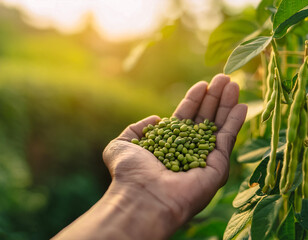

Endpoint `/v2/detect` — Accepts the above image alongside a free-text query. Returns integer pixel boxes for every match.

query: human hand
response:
[103,74,247,237]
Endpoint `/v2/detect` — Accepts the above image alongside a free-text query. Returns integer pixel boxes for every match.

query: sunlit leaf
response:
[205,19,258,65]
[277,207,295,240]
[233,185,260,208]
[238,138,270,163]
[223,208,254,240]
[274,9,308,38]
[273,0,308,30]
[249,157,269,188]
[251,195,283,240]
[224,36,272,74]
[245,100,264,122]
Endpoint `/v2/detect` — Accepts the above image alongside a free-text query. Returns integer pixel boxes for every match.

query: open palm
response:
[103,74,247,226]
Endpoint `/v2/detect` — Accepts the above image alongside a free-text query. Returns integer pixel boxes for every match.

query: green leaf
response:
[273,0,308,30]
[249,157,269,188]
[274,9,308,38]
[205,19,258,65]
[224,36,272,74]
[257,0,275,23]
[295,222,305,239]
[251,195,283,240]
[277,207,295,240]
[296,199,308,230]
[238,138,270,163]
[233,185,260,208]
[186,218,227,238]
[223,209,254,240]
[282,73,298,93]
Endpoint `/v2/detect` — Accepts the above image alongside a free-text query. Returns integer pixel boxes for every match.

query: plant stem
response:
[272,39,291,104]
[279,51,304,56]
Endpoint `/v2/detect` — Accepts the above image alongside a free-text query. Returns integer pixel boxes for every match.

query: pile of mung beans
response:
[131,117,217,172]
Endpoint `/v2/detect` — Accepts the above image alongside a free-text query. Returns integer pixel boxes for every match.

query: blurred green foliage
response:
[0,2,262,240]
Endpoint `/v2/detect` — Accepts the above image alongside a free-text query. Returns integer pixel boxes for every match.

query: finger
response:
[195,74,230,123]
[172,81,208,120]
[216,104,248,159]
[185,104,248,196]
[214,82,239,129]
[117,115,161,141]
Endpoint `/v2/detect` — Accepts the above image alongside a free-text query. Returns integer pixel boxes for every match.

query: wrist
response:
[98,180,179,240]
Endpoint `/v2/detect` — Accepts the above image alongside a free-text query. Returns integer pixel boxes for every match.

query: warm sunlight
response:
[1,0,259,41]
[0,0,168,41]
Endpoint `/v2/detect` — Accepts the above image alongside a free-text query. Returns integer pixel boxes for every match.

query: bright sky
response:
[0,0,260,42]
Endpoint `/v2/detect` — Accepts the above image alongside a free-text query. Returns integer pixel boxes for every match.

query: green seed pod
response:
[186,154,193,162]
[182,147,188,154]
[265,51,275,103]
[189,161,199,168]
[285,140,300,193]
[148,139,155,146]
[200,162,206,168]
[261,92,276,123]
[131,138,139,144]
[158,121,166,128]
[180,125,188,132]
[154,151,164,157]
[299,109,307,140]
[294,186,302,213]
[169,148,176,153]
[183,164,189,171]
[165,162,171,169]
[188,149,194,155]
[199,144,209,150]
[189,143,196,149]
[287,58,308,143]
[280,143,292,193]
[177,144,183,152]
[173,128,180,135]
[185,119,193,125]
[179,132,188,137]
[178,154,184,161]
[157,129,164,135]
[205,130,212,135]
[140,116,216,172]
[171,124,180,130]
[211,126,218,132]
[264,69,281,191]
[192,156,198,162]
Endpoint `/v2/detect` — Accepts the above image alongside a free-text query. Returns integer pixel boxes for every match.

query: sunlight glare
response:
[0,0,167,41]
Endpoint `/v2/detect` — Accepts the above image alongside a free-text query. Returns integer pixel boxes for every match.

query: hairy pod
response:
[264,51,275,103]
[261,91,276,123]
[264,70,281,191]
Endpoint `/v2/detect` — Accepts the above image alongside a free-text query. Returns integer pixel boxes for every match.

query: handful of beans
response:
[131,117,217,172]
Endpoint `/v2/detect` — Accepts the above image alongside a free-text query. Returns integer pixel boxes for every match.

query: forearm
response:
[52,181,177,240]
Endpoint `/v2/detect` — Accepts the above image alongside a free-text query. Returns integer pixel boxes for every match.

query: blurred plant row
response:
[0,2,264,240]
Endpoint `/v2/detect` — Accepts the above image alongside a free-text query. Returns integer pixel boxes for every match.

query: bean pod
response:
[263,68,281,192]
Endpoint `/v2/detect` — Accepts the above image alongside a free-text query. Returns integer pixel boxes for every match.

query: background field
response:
[0,1,262,239]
